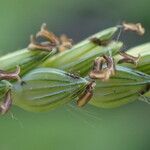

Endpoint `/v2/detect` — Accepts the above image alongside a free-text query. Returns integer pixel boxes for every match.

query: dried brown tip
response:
[103,55,116,76]
[0,90,12,115]
[118,51,140,66]
[89,55,115,81]
[28,23,73,52]
[36,23,59,45]
[28,35,53,52]
[58,34,73,52]
[91,37,110,46]
[0,66,21,81]
[122,22,145,35]
[77,81,96,107]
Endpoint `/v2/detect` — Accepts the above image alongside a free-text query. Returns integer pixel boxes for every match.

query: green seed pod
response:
[0,49,57,76]
[113,43,150,106]
[41,27,122,76]
[43,42,122,76]
[114,42,150,74]
[12,68,89,112]
[90,66,150,108]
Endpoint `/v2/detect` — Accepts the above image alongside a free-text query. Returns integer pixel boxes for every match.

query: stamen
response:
[103,55,116,75]
[122,22,145,35]
[59,34,73,52]
[0,66,21,81]
[89,55,115,81]
[118,51,140,66]
[36,23,60,45]
[28,35,53,52]
[77,81,96,107]
[29,24,73,52]
[0,90,12,115]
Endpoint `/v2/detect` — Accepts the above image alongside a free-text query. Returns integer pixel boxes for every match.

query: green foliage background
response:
[0,0,150,149]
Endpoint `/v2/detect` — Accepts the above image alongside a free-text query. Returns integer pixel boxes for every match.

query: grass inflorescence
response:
[0,22,149,114]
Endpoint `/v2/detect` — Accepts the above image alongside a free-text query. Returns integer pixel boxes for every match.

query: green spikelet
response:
[90,66,150,108]
[41,27,122,76]
[12,68,89,112]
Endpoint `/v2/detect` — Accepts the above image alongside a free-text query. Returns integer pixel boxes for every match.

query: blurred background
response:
[0,0,150,149]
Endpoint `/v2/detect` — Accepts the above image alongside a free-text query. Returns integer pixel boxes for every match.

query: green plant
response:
[0,22,149,114]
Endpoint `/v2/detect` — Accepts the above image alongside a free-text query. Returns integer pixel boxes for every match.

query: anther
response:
[58,34,73,52]
[29,24,73,52]
[122,22,145,35]
[77,81,96,107]
[118,51,140,66]
[0,66,21,81]
[0,90,12,115]
[28,35,53,52]
[89,55,115,81]
[36,23,60,45]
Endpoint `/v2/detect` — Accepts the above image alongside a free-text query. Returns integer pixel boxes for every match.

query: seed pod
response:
[12,68,89,112]
[89,65,150,108]
[42,39,122,76]
[91,43,150,108]
[41,27,122,76]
